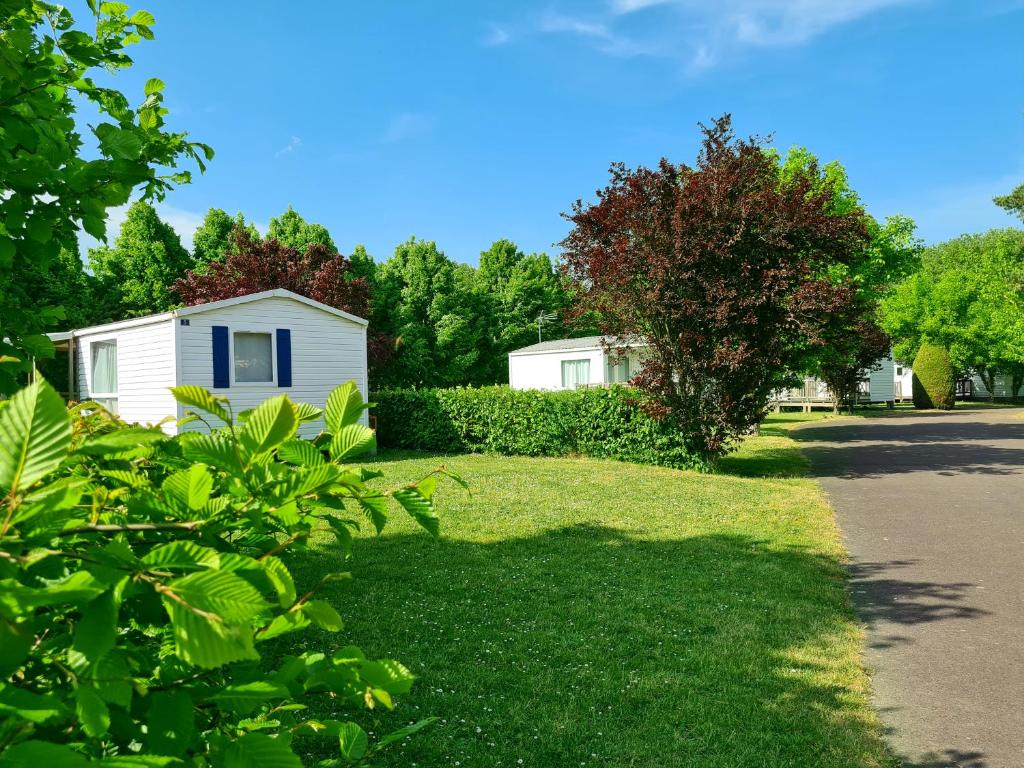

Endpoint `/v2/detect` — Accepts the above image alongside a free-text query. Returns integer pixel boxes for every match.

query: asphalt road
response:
[794,408,1024,768]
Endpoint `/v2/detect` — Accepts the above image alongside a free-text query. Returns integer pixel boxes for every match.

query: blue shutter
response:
[276,328,292,387]
[212,325,230,388]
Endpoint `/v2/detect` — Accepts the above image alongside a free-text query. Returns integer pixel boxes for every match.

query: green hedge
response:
[371,385,706,470]
[912,343,956,410]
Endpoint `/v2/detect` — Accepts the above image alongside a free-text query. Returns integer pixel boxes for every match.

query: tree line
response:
[33,203,588,388]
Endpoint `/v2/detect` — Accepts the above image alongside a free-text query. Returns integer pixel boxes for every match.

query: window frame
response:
[230,328,277,387]
[88,337,119,414]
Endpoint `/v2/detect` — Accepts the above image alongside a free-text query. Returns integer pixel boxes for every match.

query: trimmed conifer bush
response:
[912,343,956,409]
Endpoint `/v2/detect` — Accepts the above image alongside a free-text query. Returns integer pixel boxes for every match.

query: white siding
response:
[894,362,914,401]
[177,296,367,436]
[75,319,178,433]
[972,373,1015,399]
[867,354,895,403]
[509,348,605,390]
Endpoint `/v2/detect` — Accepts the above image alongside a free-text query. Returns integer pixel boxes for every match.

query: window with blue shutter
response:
[212,325,230,388]
[276,328,292,387]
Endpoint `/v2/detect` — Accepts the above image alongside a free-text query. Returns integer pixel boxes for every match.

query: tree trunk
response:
[980,368,997,402]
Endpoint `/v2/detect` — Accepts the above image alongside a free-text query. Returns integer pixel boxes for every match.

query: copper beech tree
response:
[561,116,870,459]
[173,228,370,318]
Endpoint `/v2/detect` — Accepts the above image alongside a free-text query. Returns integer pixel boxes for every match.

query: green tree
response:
[881,229,1024,398]
[372,238,486,387]
[476,239,570,382]
[778,148,921,409]
[191,207,258,272]
[267,205,336,252]
[88,201,193,319]
[349,243,376,283]
[994,182,1024,222]
[0,0,211,393]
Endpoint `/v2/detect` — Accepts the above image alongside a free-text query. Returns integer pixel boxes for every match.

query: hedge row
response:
[370,385,706,470]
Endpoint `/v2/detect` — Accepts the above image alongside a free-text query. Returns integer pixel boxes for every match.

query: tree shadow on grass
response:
[284,526,896,768]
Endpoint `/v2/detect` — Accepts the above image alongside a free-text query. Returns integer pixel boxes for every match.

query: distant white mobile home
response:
[508,335,898,407]
[47,289,368,435]
[508,336,647,391]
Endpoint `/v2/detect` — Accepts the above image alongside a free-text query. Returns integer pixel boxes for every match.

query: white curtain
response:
[561,359,590,389]
[606,356,630,383]
[90,341,118,394]
[234,332,273,382]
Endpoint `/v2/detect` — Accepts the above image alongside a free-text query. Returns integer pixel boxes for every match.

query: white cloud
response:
[274,135,302,158]
[725,0,917,46]
[381,113,436,143]
[529,0,920,70]
[483,23,511,46]
[537,10,659,57]
[609,0,671,14]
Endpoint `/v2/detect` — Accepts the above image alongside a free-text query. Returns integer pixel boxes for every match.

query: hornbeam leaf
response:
[162,570,265,624]
[162,463,213,511]
[223,733,302,768]
[329,424,375,463]
[293,402,322,424]
[0,684,68,725]
[392,487,439,538]
[77,426,165,455]
[0,380,71,496]
[324,382,367,433]
[356,493,388,534]
[336,722,368,761]
[276,440,324,467]
[181,433,241,473]
[360,659,415,695]
[170,385,231,425]
[210,681,291,715]
[301,600,344,632]
[0,740,88,768]
[239,396,297,459]
[163,602,258,669]
[75,684,110,737]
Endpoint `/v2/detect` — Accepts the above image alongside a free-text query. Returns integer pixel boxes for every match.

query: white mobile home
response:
[509,335,898,407]
[508,336,646,390]
[48,289,368,434]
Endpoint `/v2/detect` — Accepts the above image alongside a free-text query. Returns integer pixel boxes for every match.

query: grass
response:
[281,425,895,768]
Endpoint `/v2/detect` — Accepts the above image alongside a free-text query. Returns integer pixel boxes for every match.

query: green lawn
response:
[285,424,895,767]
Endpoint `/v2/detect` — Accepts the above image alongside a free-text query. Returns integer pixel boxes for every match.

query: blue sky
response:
[87,0,1023,264]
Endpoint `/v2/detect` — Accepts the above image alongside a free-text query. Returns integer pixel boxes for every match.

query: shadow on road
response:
[846,560,988,647]
[904,748,989,767]
[796,439,1024,478]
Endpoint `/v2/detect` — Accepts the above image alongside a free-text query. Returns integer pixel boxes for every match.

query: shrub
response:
[912,343,956,409]
[0,380,460,766]
[372,386,707,470]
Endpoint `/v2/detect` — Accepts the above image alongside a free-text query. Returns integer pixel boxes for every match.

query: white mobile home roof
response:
[508,335,645,356]
[47,289,368,340]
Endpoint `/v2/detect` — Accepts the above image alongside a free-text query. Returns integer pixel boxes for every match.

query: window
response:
[896,366,904,377]
[90,340,118,414]
[234,332,273,383]
[561,359,590,389]
[606,355,630,384]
